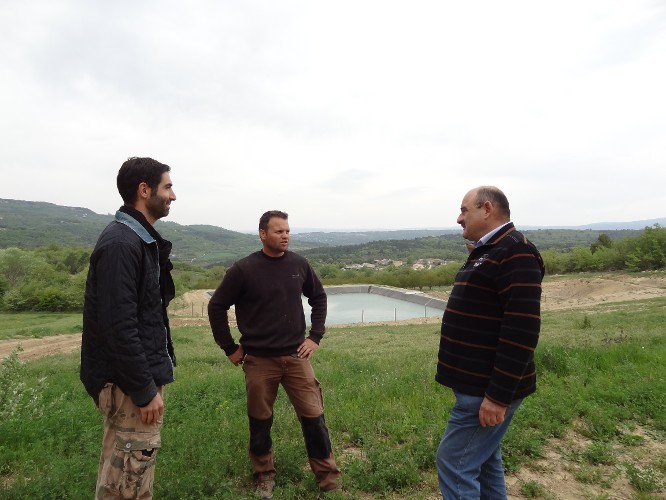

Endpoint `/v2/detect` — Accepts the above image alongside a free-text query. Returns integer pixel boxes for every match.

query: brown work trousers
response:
[243,354,341,491]
[95,383,163,499]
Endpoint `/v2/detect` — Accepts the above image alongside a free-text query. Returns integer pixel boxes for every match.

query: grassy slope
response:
[1,299,665,498]
[0,313,82,341]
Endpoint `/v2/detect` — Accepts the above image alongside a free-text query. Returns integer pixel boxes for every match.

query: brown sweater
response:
[208,250,327,357]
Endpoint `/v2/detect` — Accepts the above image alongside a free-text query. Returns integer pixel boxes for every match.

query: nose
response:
[456,214,464,225]
[171,189,177,201]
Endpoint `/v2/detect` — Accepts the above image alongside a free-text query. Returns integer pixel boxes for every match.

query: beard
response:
[146,193,170,221]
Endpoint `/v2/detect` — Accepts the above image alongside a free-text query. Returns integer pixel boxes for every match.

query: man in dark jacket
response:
[81,157,177,499]
[208,210,341,499]
[435,186,544,499]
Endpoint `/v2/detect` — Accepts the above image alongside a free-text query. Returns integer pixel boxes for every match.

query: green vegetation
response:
[2,196,665,312]
[2,198,662,270]
[2,226,665,312]
[0,247,88,312]
[169,262,227,292]
[519,480,548,498]
[0,199,297,265]
[319,261,461,290]
[541,225,666,274]
[312,226,666,289]
[302,228,642,266]
[1,298,664,498]
[0,246,225,313]
[0,312,81,341]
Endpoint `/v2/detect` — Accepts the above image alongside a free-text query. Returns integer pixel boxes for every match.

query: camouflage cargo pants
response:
[96,383,163,499]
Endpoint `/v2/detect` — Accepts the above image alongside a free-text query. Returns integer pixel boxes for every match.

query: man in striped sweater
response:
[435,186,545,499]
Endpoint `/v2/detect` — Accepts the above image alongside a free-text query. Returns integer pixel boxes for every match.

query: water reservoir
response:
[303,285,446,326]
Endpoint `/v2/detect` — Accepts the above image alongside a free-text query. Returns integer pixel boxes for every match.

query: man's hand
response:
[297,338,319,360]
[478,396,507,427]
[228,345,245,366]
[139,388,164,425]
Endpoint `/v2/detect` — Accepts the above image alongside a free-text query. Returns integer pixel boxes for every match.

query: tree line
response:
[0,225,663,312]
[0,246,226,313]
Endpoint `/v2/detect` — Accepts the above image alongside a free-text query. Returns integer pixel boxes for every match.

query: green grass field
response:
[0,312,82,341]
[1,297,665,498]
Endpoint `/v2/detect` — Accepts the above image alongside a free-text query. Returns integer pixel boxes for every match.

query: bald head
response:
[457,186,511,242]
[472,186,510,219]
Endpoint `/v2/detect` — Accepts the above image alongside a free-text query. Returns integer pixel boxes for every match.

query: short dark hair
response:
[259,210,288,232]
[117,157,171,205]
[475,186,510,219]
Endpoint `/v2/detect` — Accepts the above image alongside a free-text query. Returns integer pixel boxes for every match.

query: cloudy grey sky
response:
[1,0,664,232]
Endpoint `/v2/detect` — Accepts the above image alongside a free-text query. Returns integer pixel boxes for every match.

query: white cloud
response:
[1,0,664,231]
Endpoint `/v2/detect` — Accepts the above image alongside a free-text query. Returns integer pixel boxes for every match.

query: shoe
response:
[255,474,275,499]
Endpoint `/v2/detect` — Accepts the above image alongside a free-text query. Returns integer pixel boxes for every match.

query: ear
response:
[482,200,493,217]
[259,229,266,241]
[137,182,151,200]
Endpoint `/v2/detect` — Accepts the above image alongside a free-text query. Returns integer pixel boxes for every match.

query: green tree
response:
[590,246,623,271]
[624,225,666,271]
[570,247,595,272]
[316,264,340,280]
[0,248,50,286]
[590,233,612,254]
[0,247,86,312]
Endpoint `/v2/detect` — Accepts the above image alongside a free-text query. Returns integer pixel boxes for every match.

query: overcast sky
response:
[1,1,664,232]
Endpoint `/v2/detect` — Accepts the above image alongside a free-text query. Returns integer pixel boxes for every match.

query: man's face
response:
[456,189,487,242]
[146,172,176,221]
[260,217,290,257]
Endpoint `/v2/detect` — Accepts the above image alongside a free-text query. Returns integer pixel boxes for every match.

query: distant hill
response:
[0,199,272,265]
[522,218,666,231]
[1,199,659,266]
[291,229,459,247]
[300,228,643,265]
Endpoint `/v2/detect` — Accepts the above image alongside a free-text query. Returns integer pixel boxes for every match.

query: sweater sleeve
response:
[208,265,242,356]
[485,243,544,405]
[302,263,327,343]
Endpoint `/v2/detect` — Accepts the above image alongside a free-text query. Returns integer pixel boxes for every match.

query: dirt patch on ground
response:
[0,333,83,361]
[540,273,666,311]
[505,421,666,499]
[425,272,666,312]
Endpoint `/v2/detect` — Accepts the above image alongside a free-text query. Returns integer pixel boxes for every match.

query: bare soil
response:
[1,273,665,499]
[0,334,84,362]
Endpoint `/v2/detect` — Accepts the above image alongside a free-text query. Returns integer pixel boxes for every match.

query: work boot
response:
[255,473,275,500]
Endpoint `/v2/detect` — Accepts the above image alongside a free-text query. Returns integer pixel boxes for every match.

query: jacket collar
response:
[115,210,156,245]
[476,222,515,248]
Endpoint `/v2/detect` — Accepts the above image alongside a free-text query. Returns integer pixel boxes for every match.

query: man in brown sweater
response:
[208,210,341,499]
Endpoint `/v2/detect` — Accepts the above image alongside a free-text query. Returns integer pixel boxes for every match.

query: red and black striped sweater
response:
[436,223,545,406]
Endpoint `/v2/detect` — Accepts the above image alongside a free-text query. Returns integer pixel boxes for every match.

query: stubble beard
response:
[147,194,170,221]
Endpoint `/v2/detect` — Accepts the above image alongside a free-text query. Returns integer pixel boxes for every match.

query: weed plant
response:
[0,298,665,498]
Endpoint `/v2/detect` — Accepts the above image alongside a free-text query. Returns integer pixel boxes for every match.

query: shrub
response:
[0,347,48,421]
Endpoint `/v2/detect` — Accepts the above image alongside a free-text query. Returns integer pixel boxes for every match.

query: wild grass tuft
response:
[624,462,664,493]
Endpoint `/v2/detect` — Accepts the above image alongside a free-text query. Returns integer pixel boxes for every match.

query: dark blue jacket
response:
[81,211,174,407]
